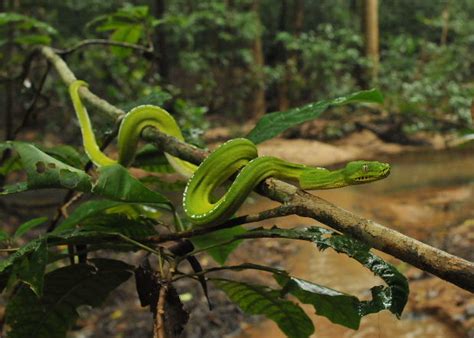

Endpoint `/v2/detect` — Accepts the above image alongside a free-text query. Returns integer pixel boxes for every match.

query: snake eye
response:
[362,164,369,173]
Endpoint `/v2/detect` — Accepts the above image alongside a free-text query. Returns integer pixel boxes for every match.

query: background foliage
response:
[0,0,472,337]
[1,0,473,144]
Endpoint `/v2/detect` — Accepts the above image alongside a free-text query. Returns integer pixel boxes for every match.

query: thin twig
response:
[155,283,168,338]
[149,205,295,245]
[154,260,176,338]
[173,263,282,282]
[54,39,154,56]
[13,61,51,138]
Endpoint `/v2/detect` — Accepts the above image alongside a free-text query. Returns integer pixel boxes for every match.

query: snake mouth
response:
[354,169,390,182]
[354,175,377,182]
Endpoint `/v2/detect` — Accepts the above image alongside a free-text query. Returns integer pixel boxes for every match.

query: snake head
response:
[343,160,391,184]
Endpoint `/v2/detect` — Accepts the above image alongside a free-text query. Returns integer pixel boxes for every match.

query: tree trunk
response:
[277,0,304,112]
[3,0,15,141]
[152,0,169,81]
[362,0,379,82]
[250,0,266,118]
[275,0,289,111]
[440,1,451,45]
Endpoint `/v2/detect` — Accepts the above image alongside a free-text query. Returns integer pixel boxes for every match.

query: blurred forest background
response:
[1,0,473,147]
[1,1,474,338]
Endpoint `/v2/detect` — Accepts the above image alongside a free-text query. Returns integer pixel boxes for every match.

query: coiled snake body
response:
[69,80,390,227]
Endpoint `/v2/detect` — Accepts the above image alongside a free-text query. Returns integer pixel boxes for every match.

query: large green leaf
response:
[238,226,409,318]
[53,199,149,233]
[14,33,51,45]
[214,279,314,338]
[274,274,361,329]
[0,12,57,35]
[191,226,247,265]
[246,89,384,144]
[110,24,143,57]
[47,229,145,252]
[5,258,133,338]
[81,213,159,239]
[1,142,92,195]
[93,164,172,209]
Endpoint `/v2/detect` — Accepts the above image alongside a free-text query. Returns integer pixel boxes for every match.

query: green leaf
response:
[42,145,87,169]
[132,144,175,173]
[93,164,172,209]
[53,199,138,233]
[0,238,47,296]
[3,142,92,194]
[11,239,48,296]
[0,153,22,176]
[0,238,44,274]
[14,33,51,45]
[191,226,247,265]
[0,182,28,195]
[81,213,159,238]
[110,24,143,57]
[246,89,384,144]
[14,217,48,238]
[239,226,409,318]
[139,175,186,192]
[275,274,361,329]
[47,229,133,249]
[5,258,132,338]
[214,279,314,338]
[0,12,57,35]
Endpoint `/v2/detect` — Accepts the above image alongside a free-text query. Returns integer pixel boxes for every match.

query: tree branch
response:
[38,45,474,293]
[53,39,154,57]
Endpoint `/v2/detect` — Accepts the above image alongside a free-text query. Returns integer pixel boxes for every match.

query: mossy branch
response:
[38,45,474,293]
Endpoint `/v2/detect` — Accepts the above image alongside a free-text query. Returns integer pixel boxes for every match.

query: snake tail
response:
[69,80,196,177]
[69,80,116,167]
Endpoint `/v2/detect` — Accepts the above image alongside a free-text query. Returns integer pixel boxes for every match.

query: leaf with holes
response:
[5,258,133,338]
[246,89,384,144]
[1,142,92,195]
[214,279,314,338]
[275,274,361,329]
[238,226,409,318]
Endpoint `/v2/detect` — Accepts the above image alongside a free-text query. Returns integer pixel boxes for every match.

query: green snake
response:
[69,80,390,227]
